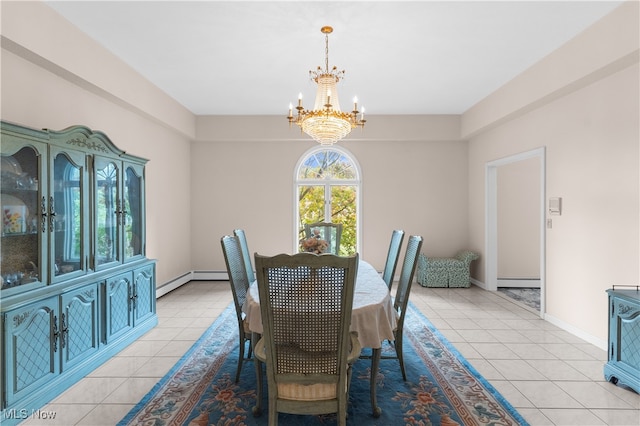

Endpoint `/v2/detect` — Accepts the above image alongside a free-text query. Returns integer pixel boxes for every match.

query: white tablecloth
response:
[243,260,397,349]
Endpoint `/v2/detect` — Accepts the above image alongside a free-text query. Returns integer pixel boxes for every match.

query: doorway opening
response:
[485,147,545,317]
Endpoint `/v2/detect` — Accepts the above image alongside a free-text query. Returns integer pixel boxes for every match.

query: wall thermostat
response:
[549,197,562,215]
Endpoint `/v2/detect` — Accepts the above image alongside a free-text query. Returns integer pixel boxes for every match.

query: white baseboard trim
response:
[192,270,229,281]
[470,277,488,290]
[156,270,229,298]
[498,278,541,288]
[156,272,193,298]
[544,312,607,351]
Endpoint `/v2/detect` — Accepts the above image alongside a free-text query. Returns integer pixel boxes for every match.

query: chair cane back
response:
[252,252,361,425]
[390,235,423,380]
[234,229,255,284]
[381,229,405,291]
[220,235,253,382]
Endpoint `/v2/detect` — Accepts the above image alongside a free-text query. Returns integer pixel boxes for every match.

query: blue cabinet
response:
[103,265,156,344]
[604,288,640,393]
[3,283,101,407]
[3,297,59,407]
[134,264,156,325]
[1,122,157,423]
[61,283,100,371]
[104,272,135,343]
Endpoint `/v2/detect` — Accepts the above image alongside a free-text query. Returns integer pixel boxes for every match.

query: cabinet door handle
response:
[52,315,59,353]
[49,196,56,232]
[115,200,127,226]
[129,289,138,308]
[41,196,47,232]
[61,313,68,349]
[133,286,138,310]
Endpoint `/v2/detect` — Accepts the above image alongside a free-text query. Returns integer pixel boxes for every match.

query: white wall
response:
[191,115,469,274]
[1,1,195,288]
[497,157,541,280]
[465,2,639,345]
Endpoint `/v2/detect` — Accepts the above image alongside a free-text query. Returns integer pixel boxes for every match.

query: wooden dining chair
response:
[389,235,423,381]
[381,229,405,291]
[220,235,253,382]
[252,252,361,425]
[234,228,255,283]
[304,222,343,255]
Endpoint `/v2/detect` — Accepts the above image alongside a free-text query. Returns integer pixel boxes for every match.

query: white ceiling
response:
[45,1,623,116]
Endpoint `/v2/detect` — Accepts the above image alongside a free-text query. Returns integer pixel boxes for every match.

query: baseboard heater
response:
[155,270,237,298]
[497,278,541,288]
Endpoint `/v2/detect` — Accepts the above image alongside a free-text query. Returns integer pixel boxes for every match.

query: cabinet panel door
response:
[612,295,640,373]
[103,272,133,343]
[50,147,89,283]
[123,163,145,262]
[94,158,121,270]
[61,283,99,371]
[3,297,59,406]
[1,142,48,295]
[133,264,155,325]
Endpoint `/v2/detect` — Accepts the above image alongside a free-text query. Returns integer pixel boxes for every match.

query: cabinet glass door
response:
[95,159,120,269]
[124,165,144,260]
[51,150,86,281]
[1,147,42,292]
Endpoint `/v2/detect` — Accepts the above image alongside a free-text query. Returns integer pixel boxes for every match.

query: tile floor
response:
[22,281,640,426]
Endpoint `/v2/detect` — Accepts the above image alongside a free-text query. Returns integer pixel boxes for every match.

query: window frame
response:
[293,145,362,255]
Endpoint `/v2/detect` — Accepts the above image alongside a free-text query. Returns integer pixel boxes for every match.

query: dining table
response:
[243,259,397,417]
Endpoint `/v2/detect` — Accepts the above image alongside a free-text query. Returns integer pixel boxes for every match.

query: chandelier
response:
[287,26,366,145]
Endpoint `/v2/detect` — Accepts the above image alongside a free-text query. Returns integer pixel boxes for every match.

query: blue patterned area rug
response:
[119,303,529,425]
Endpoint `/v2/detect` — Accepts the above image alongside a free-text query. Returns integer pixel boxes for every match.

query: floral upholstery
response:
[417,250,479,288]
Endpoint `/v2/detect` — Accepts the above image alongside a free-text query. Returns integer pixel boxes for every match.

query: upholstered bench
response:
[417,250,479,288]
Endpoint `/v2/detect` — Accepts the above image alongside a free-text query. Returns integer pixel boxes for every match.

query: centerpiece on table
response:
[300,230,329,254]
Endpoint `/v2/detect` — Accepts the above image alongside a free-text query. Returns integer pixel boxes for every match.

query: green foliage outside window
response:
[297,149,358,256]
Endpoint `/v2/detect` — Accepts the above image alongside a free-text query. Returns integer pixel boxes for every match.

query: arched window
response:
[294,146,361,255]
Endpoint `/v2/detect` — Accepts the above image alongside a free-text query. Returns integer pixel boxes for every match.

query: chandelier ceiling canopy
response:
[287,26,366,145]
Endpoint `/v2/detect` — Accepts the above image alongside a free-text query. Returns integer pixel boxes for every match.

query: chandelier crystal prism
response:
[287,26,366,145]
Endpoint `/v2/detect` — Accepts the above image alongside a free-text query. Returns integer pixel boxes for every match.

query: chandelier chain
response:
[324,32,329,73]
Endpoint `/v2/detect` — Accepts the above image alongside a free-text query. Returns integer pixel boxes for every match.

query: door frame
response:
[485,147,546,316]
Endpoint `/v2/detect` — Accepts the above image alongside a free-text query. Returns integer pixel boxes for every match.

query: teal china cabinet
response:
[604,287,640,393]
[0,121,157,422]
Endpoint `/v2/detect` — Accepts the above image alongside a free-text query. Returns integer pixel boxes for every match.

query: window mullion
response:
[325,183,332,222]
